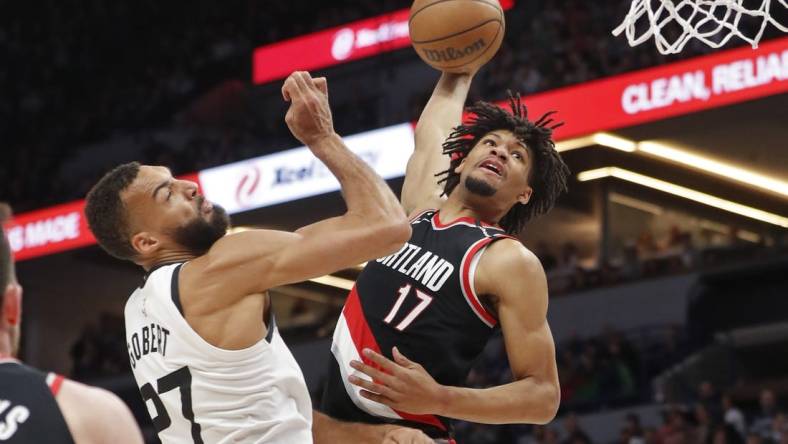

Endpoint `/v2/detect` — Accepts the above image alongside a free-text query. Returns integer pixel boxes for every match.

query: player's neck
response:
[141,250,197,272]
[440,192,502,226]
[0,333,14,359]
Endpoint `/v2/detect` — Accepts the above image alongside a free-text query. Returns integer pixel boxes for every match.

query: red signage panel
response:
[3,201,94,262]
[509,37,788,140]
[253,0,515,85]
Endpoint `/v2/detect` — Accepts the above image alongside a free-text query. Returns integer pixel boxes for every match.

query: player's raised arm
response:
[401,72,474,216]
[187,72,411,297]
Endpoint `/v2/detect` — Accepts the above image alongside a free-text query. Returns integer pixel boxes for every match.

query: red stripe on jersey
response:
[48,373,65,396]
[343,286,447,431]
[460,237,513,328]
[433,211,500,229]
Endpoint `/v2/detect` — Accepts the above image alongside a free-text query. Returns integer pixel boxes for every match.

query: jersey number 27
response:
[139,366,203,444]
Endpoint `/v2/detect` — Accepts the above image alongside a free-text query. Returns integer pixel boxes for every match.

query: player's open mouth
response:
[479,159,504,177]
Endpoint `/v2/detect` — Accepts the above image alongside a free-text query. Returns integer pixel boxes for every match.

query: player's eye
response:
[512,151,523,160]
[483,139,496,146]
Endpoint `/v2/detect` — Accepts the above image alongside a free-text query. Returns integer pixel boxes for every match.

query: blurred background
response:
[1,1,787,443]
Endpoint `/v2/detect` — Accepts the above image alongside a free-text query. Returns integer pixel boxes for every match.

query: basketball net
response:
[613,0,788,54]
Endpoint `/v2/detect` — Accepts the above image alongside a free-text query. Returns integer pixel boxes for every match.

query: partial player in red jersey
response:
[320,70,570,441]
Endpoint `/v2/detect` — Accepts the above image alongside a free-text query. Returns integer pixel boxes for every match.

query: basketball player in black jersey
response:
[0,204,144,444]
[320,71,570,440]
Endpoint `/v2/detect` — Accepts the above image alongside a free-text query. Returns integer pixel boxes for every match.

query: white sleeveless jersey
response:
[124,263,313,444]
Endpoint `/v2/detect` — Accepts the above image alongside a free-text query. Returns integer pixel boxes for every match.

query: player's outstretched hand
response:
[281,71,335,147]
[382,427,435,444]
[348,347,446,416]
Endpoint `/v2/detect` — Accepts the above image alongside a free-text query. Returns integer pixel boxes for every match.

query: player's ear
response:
[131,232,160,257]
[3,283,22,327]
[454,158,468,174]
[517,186,533,206]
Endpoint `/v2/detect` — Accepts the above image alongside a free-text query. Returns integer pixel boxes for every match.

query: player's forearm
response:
[438,377,560,425]
[312,411,396,444]
[414,72,474,146]
[310,133,407,223]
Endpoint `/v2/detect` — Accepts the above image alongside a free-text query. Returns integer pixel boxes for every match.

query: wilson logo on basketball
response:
[421,38,486,63]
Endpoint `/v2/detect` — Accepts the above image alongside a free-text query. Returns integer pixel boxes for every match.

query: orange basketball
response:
[409,0,505,73]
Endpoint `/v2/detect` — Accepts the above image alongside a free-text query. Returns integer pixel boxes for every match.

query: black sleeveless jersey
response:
[0,360,74,444]
[321,210,515,438]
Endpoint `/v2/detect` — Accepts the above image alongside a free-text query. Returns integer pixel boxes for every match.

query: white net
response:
[613,0,788,54]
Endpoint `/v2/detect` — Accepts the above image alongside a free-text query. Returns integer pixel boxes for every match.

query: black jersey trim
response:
[141,261,184,288]
[171,263,185,315]
[264,303,275,344]
[408,208,436,223]
[431,210,504,233]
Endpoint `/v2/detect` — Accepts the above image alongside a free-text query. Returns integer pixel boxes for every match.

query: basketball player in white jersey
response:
[84,72,432,443]
[0,203,144,444]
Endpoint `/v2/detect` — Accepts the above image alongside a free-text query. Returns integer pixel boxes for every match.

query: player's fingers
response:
[313,77,328,96]
[358,388,397,407]
[392,346,417,368]
[349,359,396,385]
[281,75,295,101]
[348,374,398,399]
[362,348,400,373]
[292,71,324,107]
[289,71,312,100]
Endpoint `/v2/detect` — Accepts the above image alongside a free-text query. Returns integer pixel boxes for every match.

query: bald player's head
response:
[0,203,22,357]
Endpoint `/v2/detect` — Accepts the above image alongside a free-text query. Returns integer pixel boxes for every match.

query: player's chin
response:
[464,174,499,197]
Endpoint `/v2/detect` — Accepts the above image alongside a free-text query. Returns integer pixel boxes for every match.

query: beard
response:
[464,175,497,197]
[171,203,230,255]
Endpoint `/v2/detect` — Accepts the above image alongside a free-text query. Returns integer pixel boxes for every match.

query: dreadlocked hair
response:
[436,92,570,235]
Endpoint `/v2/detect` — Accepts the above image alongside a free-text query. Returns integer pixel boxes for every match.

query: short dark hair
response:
[437,93,570,234]
[85,162,141,260]
[0,203,14,303]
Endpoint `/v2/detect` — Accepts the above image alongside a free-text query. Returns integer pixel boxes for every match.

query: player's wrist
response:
[306,131,341,150]
[433,383,454,417]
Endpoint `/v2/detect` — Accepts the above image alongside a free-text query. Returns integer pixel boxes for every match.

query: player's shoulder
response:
[58,379,142,442]
[58,379,129,413]
[477,238,546,295]
[485,237,543,274]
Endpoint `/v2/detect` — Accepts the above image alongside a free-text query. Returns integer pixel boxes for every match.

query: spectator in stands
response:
[642,427,660,444]
[751,389,779,437]
[722,393,747,438]
[621,412,645,443]
[770,412,788,443]
[695,403,714,443]
[561,412,593,444]
[658,406,694,443]
[711,425,745,444]
[746,432,763,444]
[698,381,724,423]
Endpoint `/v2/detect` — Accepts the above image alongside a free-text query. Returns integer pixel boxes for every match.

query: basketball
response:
[409,0,505,73]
